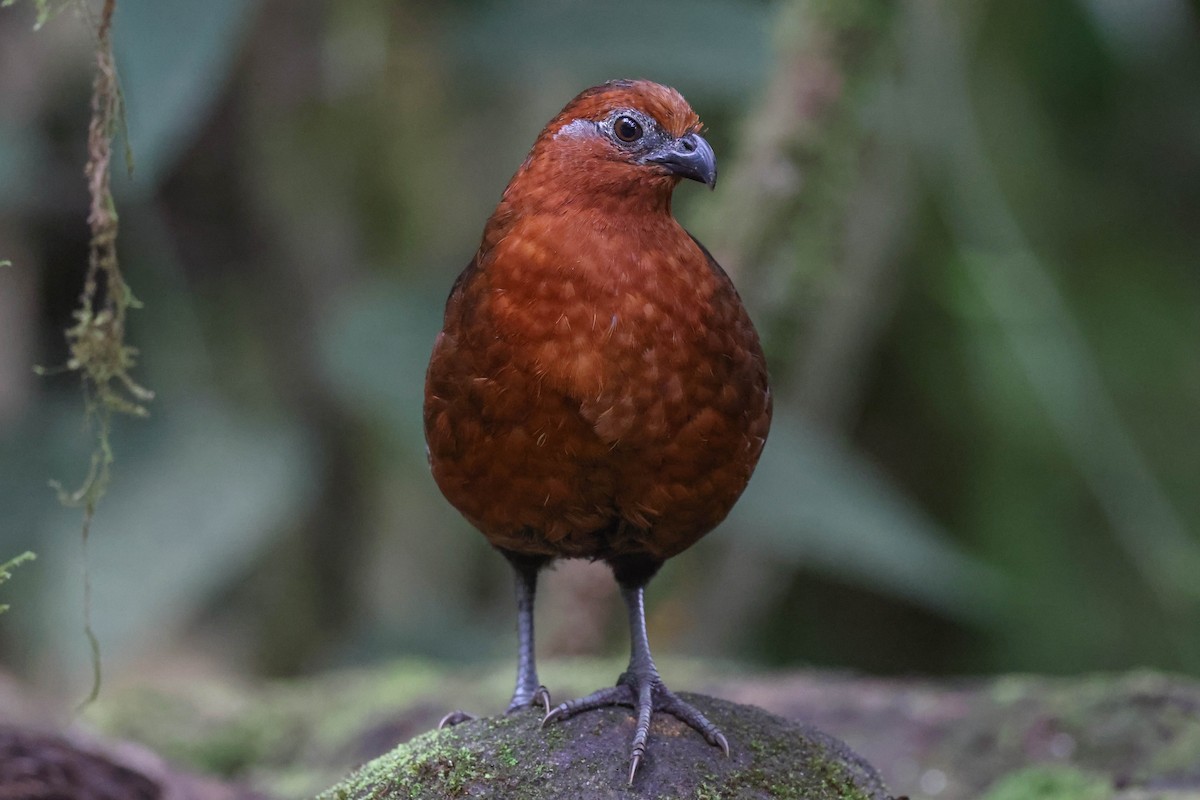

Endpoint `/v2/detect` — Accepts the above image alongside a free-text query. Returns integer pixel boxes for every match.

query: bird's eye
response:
[614,116,643,143]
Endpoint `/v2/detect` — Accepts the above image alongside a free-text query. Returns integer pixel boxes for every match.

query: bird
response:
[423,79,772,784]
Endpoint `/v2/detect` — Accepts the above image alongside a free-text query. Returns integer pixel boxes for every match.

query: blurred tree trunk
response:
[237,0,369,674]
[152,0,376,673]
[688,0,911,656]
[223,0,459,672]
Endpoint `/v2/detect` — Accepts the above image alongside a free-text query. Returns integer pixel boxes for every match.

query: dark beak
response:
[644,132,717,189]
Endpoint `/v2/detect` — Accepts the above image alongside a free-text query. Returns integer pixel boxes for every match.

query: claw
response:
[508,684,553,715]
[438,710,475,728]
[627,753,641,786]
[715,731,730,757]
[533,685,552,716]
[540,705,564,729]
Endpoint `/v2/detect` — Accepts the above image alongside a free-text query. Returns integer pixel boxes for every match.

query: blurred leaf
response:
[111,0,259,194]
[36,402,316,675]
[901,2,1200,616]
[726,413,1005,622]
[316,277,445,459]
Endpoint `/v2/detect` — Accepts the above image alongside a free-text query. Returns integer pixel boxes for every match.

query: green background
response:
[0,0,1198,694]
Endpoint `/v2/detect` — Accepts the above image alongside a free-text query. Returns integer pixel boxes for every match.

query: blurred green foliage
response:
[0,0,1197,694]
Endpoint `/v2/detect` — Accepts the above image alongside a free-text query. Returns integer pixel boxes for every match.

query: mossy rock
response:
[317,693,889,800]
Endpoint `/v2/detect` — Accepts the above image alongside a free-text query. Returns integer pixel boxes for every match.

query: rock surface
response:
[317,694,889,800]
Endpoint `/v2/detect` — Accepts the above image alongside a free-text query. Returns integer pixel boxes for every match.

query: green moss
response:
[320,723,525,800]
[980,766,1112,800]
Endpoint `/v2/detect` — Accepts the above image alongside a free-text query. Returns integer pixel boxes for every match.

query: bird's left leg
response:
[440,552,550,728]
[542,557,728,784]
[504,552,551,714]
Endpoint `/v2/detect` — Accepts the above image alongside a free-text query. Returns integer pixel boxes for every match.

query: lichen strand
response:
[317,694,889,800]
[0,552,36,614]
[10,0,149,533]
[51,0,153,517]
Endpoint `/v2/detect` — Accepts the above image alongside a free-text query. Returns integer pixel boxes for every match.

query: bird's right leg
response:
[505,552,551,714]
[440,552,550,728]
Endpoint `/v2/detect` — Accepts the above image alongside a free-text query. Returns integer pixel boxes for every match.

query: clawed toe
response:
[541,684,633,729]
[438,710,475,728]
[533,685,552,716]
[507,684,553,715]
[539,707,560,728]
[659,689,727,752]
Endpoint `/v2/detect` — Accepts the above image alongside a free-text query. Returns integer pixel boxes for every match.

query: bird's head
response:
[503,80,717,217]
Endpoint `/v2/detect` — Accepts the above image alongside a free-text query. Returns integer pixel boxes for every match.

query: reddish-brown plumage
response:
[424,80,771,780]
[425,80,771,563]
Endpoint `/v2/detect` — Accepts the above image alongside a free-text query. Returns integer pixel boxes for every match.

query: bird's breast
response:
[425,213,770,558]
[486,224,728,443]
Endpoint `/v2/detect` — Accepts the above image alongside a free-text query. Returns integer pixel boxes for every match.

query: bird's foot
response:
[440,684,549,729]
[506,684,552,716]
[541,675,728,785]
